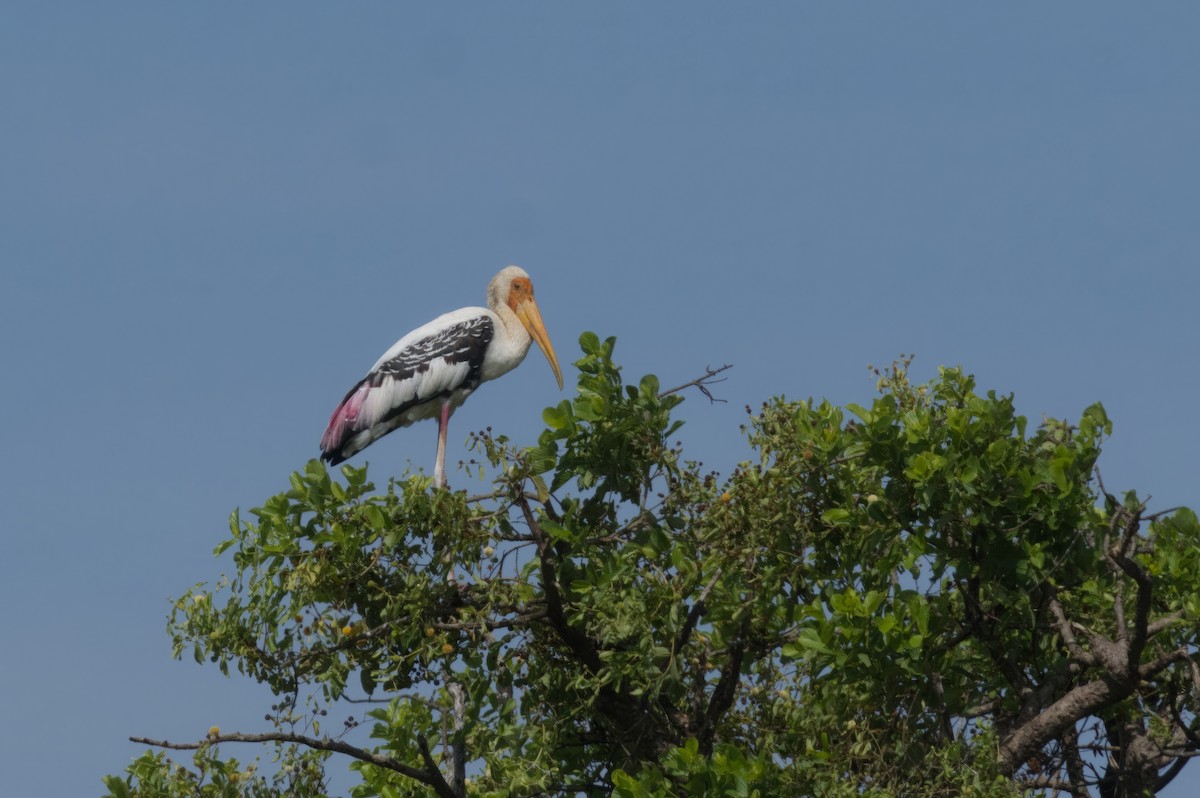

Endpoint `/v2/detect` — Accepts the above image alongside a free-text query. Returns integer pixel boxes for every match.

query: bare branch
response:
[1138,647,1192,680]
[1146,610,1186,638]
[131,731,457,798]
[463,489,508,504]
[342,695,394,704]
[658,364,733,403]
[1047,592,1097,666]
[1144,506,1184,521]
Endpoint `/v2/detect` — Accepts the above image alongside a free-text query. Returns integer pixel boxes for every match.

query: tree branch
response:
[697,618,749,756]
[447,681,467,797]
[658,364,733,402]
[517,494,602,672]
[1107,508,1154,675]
[961,698,1002,719]
[1146,610,1186,638]
[416,734,458,798]
[1047,592,1097,666]
[1138,647,1192,680]
[1063,726,1091,797]
[998,677,1133,775]
[672,568,723,658]
[131,731,457,798]
[1157,753,1192,792]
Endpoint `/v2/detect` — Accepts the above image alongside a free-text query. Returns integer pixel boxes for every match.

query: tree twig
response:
[658,364,733,403]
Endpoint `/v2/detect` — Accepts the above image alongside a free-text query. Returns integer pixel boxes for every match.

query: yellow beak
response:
[515,297,563,389]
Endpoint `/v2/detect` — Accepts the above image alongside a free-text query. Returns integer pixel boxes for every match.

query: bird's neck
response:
[494,303,532,351]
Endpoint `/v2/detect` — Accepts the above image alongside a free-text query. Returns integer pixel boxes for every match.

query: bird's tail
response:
[319,381,370,464]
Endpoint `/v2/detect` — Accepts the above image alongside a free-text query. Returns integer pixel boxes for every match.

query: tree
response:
[105,333,1200,797]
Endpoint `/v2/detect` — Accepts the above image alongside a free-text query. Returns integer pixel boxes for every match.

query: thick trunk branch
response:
[697,619,749,756]
[518,495,603,672]
[998,676,1132,774]
[672,568,723,658]
[448,681,467,797]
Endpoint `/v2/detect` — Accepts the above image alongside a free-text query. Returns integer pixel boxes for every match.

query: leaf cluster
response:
[107,337,1200,798]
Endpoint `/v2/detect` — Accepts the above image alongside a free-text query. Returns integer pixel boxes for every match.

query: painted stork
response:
[320,266,563,487]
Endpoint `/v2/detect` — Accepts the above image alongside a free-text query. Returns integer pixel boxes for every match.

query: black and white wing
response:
[320,309,495,464]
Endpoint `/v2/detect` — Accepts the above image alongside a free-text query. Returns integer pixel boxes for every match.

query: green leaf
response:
[845,402,873,423]
[821,508,852,525]
[1050,456,1072,491]
[543,404,572,430]
[541,520,575,542]
[786,627,833,657]
[905,450,947,482]
[101,775,132,798]
[578,330,601,354]
[361,504,386,531]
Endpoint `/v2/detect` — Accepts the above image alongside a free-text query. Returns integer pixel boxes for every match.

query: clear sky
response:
[2,3,1198,795]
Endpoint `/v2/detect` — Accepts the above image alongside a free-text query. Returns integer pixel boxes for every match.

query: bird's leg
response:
[433,400,452,489]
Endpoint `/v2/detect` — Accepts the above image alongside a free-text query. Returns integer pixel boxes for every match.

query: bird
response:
[320,266,563,487]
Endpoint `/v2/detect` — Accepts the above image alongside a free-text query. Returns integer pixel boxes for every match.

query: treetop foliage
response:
[106,332,1200,798]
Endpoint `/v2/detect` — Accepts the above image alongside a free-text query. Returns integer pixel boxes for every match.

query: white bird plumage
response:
[320,266,563,486]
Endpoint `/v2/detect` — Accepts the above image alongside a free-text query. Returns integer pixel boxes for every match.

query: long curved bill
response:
[515,297,563,389]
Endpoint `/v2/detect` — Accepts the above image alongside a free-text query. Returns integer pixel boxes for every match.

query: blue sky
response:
[2,3,1198,795]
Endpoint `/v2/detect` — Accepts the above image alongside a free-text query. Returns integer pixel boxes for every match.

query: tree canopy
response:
[106,333,1200,798]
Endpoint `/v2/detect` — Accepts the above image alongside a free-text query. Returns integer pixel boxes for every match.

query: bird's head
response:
[491,266,563,389]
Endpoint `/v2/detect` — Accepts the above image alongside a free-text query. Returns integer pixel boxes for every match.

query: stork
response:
[320,266,563,487]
